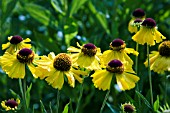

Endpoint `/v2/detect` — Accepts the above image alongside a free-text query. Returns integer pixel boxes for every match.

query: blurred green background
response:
[0,0,170,113]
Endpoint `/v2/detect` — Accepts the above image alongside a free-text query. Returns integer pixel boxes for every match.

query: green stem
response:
[147,44,153,106]
[19,79,27,112]
[100,90,110,113]
[56,90,60,113]
[135,43,141,108]
[75,83,84,113]
[164,74,167,103]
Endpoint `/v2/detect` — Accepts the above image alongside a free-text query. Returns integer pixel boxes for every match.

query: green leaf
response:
[1,0,18,25]
[26,83,32,108]
[106,102,118,113]
[64,17,78,46]
[51,0,64,14]
[9,89,20,99]
[88,1,110,35]
[69,0,87,16]
[40,100,47,113]
[24,3,58,27]
[153,95,159,112]
[34,31,60,53]
[62,102,70,113]
[135,91,152,110]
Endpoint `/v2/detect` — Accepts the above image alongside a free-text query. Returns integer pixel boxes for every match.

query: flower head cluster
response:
[101,38,138,67]
[128,8,145,33]
[1,98,20,111]
[91,59,139,91]
[2,35,31,54]
[0,48,38,78]
[132,18,166,46]
[67,42,101,70]
[121,102,136,113]
[144,41,170,74]
[0,34,140,91]
[35,52,87,90]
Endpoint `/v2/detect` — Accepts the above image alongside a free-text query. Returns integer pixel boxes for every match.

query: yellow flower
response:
[128,18,143,33]
[128,8,145,33]
[121,102,136,113]
[67,42,102,70]
[35,52,87,90]
[0,48,38,79]
[144,41,170,74]
[2,35,31,54]
[132,18,166,46]
[101,38,138,67]
[91,59,139,91]
[1,98,20,111]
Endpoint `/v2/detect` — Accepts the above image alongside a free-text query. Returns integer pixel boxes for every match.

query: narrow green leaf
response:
[26,83,32,108]
[64,18,78,46]
[1,0,18,25]
[24,3,58,27]
[153,95,159,112]
[49,102,53,113]
[69,0,87,16]
[106,102,118,113]
[62,102,70,113]
[88,1,110,34]
[34,31,60,53]
[51,0,64,14]
[9,89,20,99]
[135,91,152,110]
[40,100,47,113]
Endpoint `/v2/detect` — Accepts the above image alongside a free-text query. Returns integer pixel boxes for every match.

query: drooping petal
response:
[116,73,139,91]
[67,46,81,53]
[91,70,113,91]
[28,63,38,78]
[2,42,10,50]
[65,71,75,88]
[124,48,139,56]
[45,70,64,90]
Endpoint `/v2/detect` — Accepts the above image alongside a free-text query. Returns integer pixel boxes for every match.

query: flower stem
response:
[75,83,84,113]
[19,79,27,112]
[147,44,153,106]
[135,43,141,108]
[56,90,60,113]
[100,90,110,113]
[164,74,167,103]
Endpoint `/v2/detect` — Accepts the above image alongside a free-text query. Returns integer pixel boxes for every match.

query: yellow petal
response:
[28,63,38,78]
[67,46,81,53]
[91,70,113,91]
[65,71,75,88]
[154,30,166,43]
[2,42,10,50]
[8,61,25,79]
[23,38,31,42]
[125,48,139,56]
[50,71,64,90]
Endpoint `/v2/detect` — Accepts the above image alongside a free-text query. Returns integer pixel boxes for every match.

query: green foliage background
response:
[0,0,170,113]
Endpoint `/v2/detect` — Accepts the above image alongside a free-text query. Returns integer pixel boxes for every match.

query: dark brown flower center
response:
[81,43,97,57]
[141,18,156,28]
[106,60,124,74]
[124,104,135,112]
[53,53,72,71]
[158,41,170,57]
[110,39,126,51]
[10,35,23,44]
[134,18,143,23]
[132,8,145,18]
[5,100,18,108]
[17,48,34,64]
